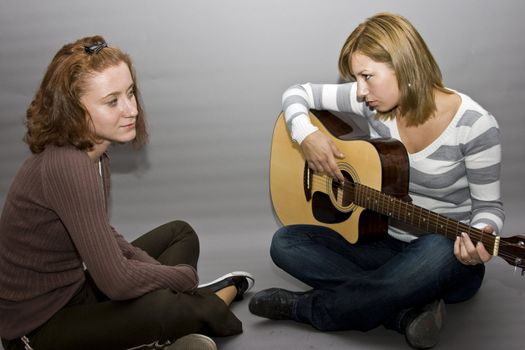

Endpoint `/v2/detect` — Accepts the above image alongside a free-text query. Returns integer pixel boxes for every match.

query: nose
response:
[356,80,369,101]
[123,95,138,117]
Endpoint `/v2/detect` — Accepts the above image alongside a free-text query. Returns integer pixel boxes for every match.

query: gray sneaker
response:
[167,334,217,350]
[405,300,446,349]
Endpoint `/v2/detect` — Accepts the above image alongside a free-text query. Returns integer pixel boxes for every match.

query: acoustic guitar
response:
[270,110,525,270]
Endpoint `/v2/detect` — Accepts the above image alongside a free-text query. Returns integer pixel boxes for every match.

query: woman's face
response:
[350,52,400,113]
[80,61,138,148]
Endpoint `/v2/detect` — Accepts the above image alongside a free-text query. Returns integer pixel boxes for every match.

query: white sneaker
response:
[167,334,217,350]
[199,271,255,300]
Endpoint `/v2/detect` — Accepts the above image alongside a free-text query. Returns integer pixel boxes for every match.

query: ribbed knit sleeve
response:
[42,146,198,300]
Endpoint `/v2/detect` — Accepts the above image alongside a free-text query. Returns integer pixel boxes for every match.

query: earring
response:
[408,83,412,88]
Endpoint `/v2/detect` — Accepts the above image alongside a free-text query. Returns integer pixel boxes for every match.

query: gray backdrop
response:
[1,1,525,349]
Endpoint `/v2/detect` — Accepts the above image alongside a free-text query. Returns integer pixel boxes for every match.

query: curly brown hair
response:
[24,35,148,154]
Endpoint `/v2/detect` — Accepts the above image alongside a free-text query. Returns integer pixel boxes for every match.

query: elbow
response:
[100,282,140,301]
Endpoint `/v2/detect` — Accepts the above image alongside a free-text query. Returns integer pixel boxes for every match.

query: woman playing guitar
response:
[249,12,504,349]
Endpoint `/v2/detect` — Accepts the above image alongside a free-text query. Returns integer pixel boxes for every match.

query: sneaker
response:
[249,288,304,320]
[198,271,254,301]
[405,300,446,349]
[167,334,217,350]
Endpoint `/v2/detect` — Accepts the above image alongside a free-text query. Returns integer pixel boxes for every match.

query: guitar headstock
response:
[498,235,525,274]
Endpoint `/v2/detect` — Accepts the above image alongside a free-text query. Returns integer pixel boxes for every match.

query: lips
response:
[121,121,136,128]
[366,100,378,108]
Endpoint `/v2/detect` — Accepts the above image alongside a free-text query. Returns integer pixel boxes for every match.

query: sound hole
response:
[311,193,352,223]
[312,170,355,224]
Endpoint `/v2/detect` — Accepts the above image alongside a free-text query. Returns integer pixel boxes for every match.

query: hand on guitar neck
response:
[301,130,345,183]
[454,227,493,266]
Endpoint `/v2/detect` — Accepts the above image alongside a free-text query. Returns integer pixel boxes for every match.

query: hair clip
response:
[84,41,108,55]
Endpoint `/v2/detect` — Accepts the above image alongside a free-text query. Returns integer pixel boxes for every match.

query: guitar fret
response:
[444,219,449,239]
[406,201,412,225]
[388,198,395,217]
[431,211,437,233]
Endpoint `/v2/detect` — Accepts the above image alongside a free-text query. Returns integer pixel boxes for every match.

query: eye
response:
[107,98,118,107]
[127,88,135,99]
[363,74,372,81]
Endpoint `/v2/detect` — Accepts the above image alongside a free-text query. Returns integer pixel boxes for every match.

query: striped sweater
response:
[0,145,198,339]
[282,82,504,241]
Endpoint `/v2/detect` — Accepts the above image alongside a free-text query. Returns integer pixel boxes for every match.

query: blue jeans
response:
[270,224,485,332]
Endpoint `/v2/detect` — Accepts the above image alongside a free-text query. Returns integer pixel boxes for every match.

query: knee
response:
[270,226,288,251]
[167,220,199,244]
[168,220,197,237]
[270,226,294,264]
[270,225,314,269]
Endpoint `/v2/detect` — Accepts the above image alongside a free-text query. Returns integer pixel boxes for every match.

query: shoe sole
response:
[168,334,217,350]
[198,271,255,292]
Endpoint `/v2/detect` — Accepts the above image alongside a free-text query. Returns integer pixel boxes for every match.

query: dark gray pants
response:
[2,220,242,350]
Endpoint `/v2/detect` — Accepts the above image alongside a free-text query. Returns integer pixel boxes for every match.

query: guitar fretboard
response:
[350,182,499,255]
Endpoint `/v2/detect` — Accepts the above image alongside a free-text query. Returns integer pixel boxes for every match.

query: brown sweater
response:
[0,145,198,339]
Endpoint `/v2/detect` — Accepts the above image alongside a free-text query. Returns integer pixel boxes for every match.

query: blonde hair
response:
[339,12,450,125]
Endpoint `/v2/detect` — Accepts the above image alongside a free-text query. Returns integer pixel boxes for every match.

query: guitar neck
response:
[353,182,500,256]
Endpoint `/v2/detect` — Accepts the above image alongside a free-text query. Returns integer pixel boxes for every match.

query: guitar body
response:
[270,110,410,243]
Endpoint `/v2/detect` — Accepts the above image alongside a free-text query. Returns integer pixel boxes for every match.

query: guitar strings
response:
[307,174,519,263]
[309,175,520,263]
[310,174,494,245]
